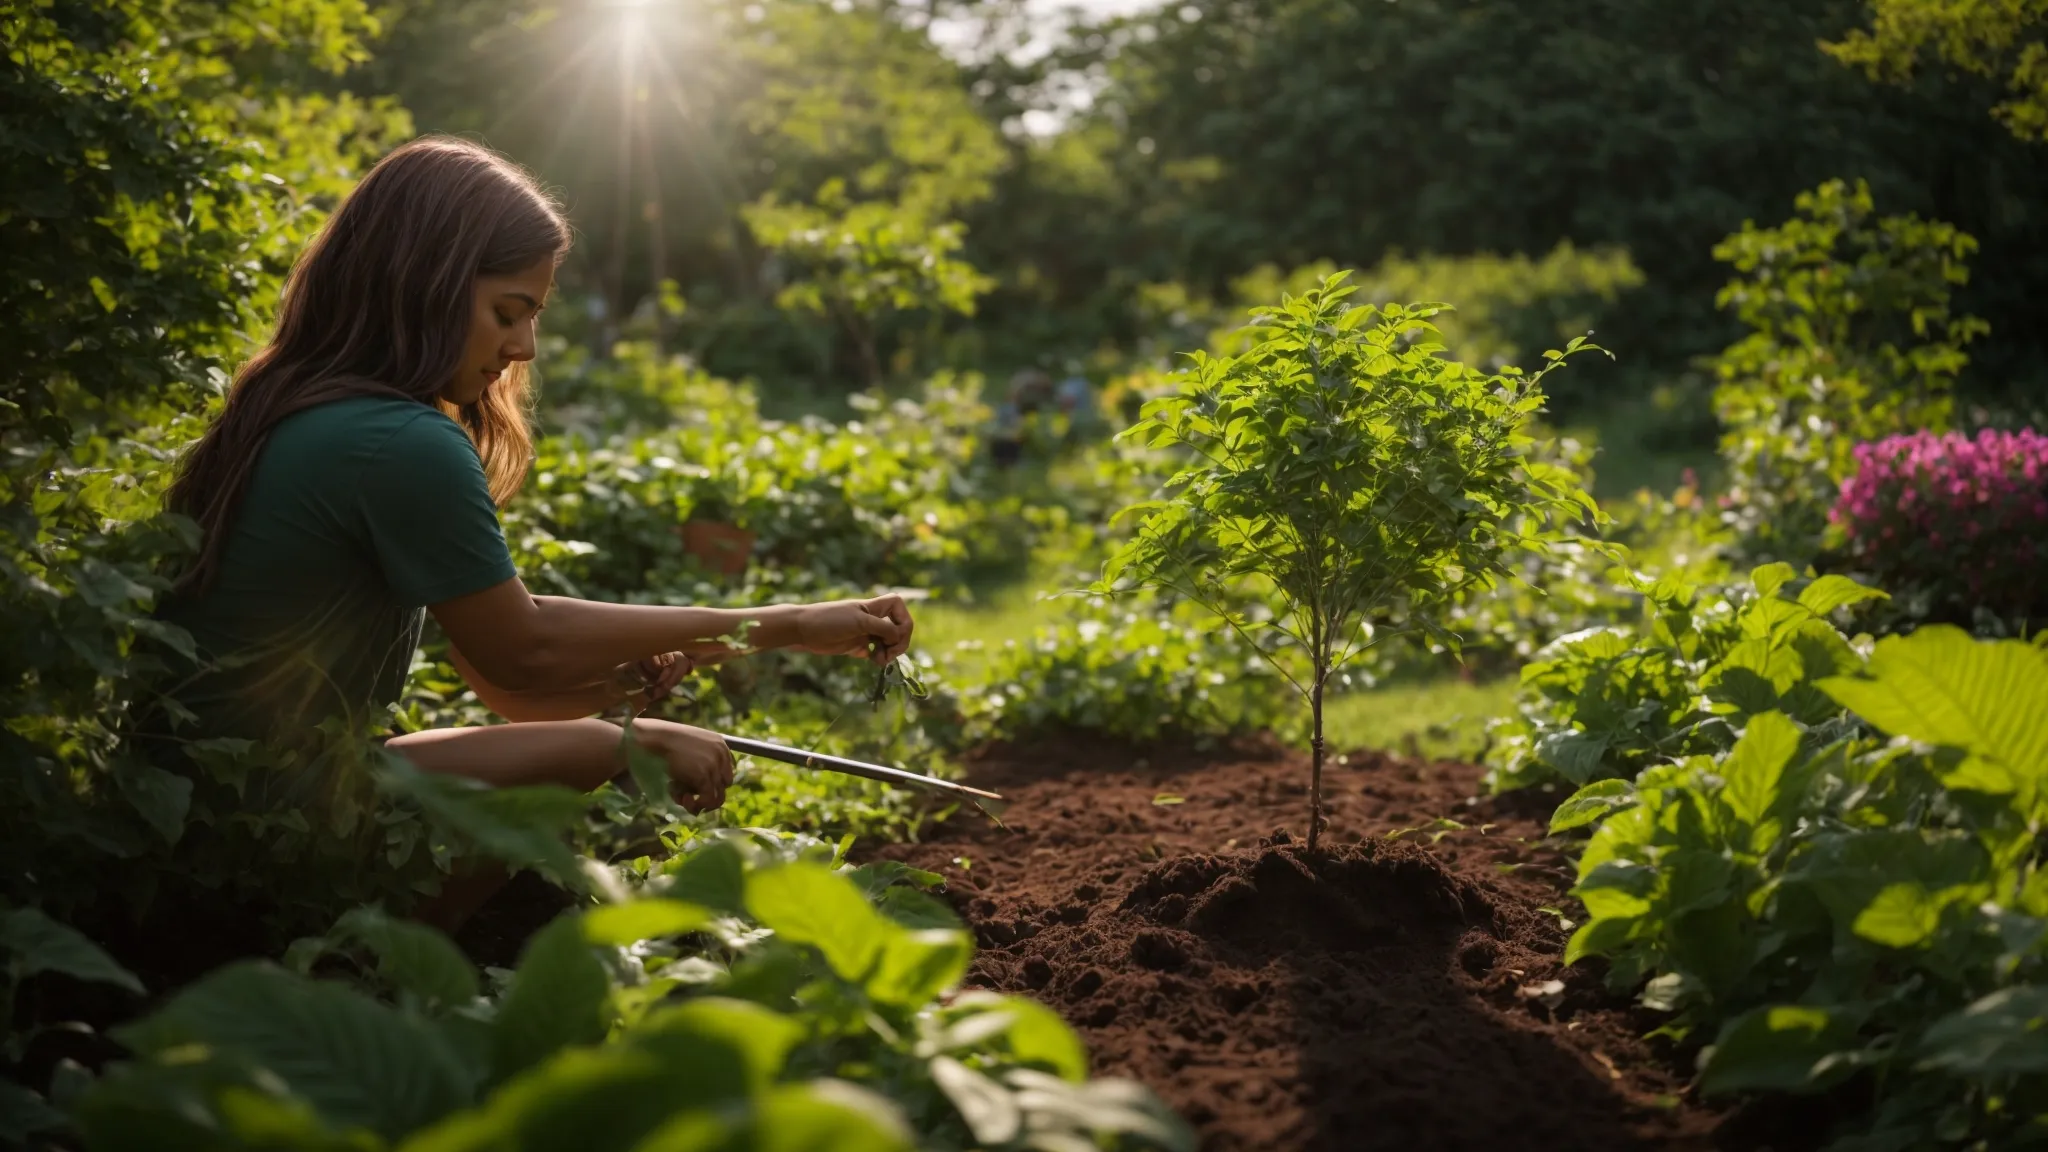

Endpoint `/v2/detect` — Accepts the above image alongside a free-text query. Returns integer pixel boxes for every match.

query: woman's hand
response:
[622,651,693,706]
[792,595,914,664]
[630,719,734,813]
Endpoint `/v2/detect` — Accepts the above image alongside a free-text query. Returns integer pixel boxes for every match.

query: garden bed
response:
[870,735,1758,1152]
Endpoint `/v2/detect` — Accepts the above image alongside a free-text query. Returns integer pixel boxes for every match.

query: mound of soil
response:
[871,736,1736,1152]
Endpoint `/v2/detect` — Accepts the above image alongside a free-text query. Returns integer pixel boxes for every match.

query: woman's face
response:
[446,258,555,406]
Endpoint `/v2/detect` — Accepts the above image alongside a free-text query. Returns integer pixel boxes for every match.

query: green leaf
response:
[332,907,479,1011]
[1536,729,1612,785]
[1917,987,2048,1077]
[113,757,193,846]
[625,1081,913,1152]
[115,962,471,1140]
[1750,563,1796,599]
[1854,882,1971,949]
[404,1046,714,1152]
[929,1056,1021,1145]
[0,1080,68,1143]
[629,999,804,1095]
[1720,711,1800,831]
[376,754,589,881]
[1549,779,1635,834]
[1820,627,2048,778]
[1565,915,1639,965]
[582,900,713,947]
[0,907,144,994]
[867,927,972,1006]
[659,842,748,916]
[491,915,612,1085]
[1700,1004,1866,1096]
[943,993,1089,1082]
[1795,575,1886,618]
[745,863,888,984]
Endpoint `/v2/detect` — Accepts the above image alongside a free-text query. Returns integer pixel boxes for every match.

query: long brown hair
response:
[168,135,570,593]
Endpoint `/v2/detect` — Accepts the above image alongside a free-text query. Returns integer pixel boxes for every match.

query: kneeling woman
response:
[159,136,913,889]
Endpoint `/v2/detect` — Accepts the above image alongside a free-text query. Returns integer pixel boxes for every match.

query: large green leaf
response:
[0,907,144,994]
[628,999,804,1096]
[1820,627,2048,779]
[583,900,713,947]
[1700,1004,1867,1096]
[375,754,589,881]
[0,1080,67,1143]
[744,863,889,984]
[1548,779,1635,835]
[866,926,971,1006]
[658,843,749,916]
[114,962,471,1140]
[625,1081,913,1152]
[1719,711,1800,837]
[111,757,192,846]
[929,1056,1021,1145]
[942,992,1090,1082]
[404,1046,727,1152]
[1917,987,2048,1077]
[333,907,479,1011]
[490,916,613,1086]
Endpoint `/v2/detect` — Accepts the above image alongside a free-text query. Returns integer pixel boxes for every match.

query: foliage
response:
[0,0,411,931]
[745,184,995,386]
[1020,0,2048,400]
[1710,179,1986,564]
[1094,275,1602,845]
[64,831,1195,1151]
[1555,626,2048,1148]
[956,594,1289,748]
[1213,247,1645,412]
[365,0,1007,390]
[1488,564,1886,792]
[1830,428,2048,630]
[1827,0,2048,140]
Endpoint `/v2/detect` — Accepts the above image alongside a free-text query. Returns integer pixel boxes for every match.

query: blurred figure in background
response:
[990,367,1053,469]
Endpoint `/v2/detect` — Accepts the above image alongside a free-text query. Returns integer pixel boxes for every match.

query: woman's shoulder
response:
[274,395,458,452]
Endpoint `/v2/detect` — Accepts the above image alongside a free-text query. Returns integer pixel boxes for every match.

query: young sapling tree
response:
[1093,274,1604,849]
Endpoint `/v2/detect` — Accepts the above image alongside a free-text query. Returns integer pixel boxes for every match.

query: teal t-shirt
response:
[162,396,517,744]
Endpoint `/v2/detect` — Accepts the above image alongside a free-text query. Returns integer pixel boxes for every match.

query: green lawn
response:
[1319,675,1520,762]
[915,582,1522,763]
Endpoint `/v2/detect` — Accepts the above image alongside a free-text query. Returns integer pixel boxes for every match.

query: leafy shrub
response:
[63,828,1194,1151]
[1830,428,2048,628]
[1096,274,1602,845]
[2,0,414,930]
[956,595,1287,747]
[1556,627,2048,1149]
[1710,179,1986,565]
[1487,563,1884,792]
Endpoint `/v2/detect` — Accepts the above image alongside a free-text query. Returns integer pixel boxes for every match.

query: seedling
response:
[1095,274,1602,848]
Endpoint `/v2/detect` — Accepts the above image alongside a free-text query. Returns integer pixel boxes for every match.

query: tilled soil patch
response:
[870,735,1739,1152]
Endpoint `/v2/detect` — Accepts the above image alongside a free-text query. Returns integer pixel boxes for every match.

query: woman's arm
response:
[429,577,912,694]
[447,644,629,723]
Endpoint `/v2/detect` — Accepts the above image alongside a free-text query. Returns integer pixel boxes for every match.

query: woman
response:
[161,136,913,827]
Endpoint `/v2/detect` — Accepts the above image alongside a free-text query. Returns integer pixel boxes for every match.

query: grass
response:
[1319,675,1520,763]
[916,577,1523,764]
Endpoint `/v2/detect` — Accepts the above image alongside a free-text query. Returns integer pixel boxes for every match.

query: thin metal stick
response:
[722,735,1006,803]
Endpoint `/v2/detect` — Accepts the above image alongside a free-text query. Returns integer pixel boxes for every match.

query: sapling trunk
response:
[1309,659,1327,851]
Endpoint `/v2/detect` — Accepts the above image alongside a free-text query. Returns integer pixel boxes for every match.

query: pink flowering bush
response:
[1832,428,2048,623]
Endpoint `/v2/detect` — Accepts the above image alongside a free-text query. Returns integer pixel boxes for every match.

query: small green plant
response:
[1488,562,1887,792]
[1094,274,1603,847]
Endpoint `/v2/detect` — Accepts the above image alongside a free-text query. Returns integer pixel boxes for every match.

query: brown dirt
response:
[869,734,1750,1152]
